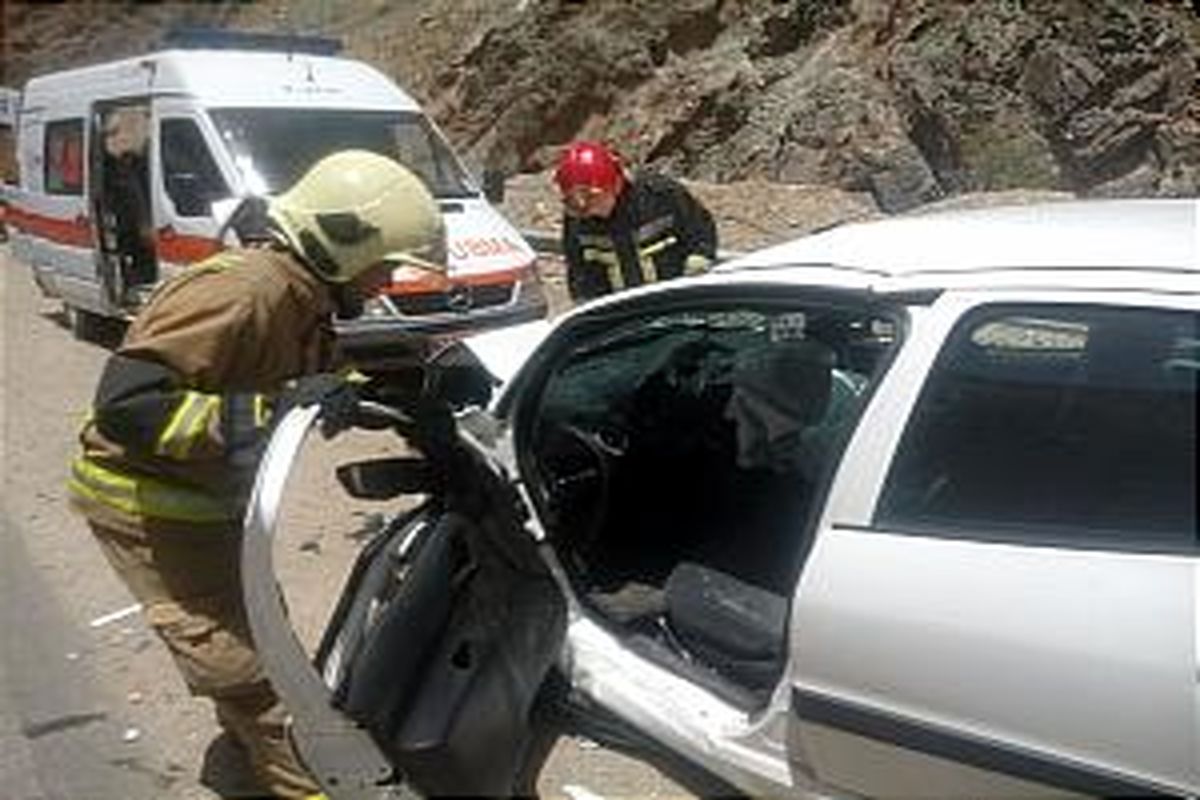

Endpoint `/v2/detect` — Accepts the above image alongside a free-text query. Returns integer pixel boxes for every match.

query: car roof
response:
[717,198,1200,294]
[484,199,1197,407]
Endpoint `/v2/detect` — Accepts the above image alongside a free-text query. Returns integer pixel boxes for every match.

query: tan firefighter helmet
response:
[267,150,447,283]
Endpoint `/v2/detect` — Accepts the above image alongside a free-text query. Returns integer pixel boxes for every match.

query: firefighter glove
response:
[274,373,361,439]
[684,253,712,276]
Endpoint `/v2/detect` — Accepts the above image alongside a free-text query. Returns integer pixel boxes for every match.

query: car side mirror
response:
[336,457,433,500]
[481,168,506,204]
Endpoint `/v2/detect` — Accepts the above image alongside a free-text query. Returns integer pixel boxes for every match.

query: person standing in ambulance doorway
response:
[556,140,718,303]
[67,150,447,800]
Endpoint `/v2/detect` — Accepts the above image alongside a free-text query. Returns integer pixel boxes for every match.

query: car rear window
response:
[876,304,1197,551]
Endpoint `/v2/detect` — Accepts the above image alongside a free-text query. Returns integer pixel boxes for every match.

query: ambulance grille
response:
[392,283,514,315]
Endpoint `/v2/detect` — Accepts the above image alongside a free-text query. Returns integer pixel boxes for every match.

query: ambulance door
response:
[151,100,234,278]
[90,100,155,309]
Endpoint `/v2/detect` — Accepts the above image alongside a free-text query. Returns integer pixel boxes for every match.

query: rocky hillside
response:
[428,0,1200,211]
[4,0,1198,216]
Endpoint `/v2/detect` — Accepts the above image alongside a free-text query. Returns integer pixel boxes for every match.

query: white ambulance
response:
[6,30,546,353]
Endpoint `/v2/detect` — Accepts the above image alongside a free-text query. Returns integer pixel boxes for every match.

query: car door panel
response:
[246,402,566,798]
[791,526,1193,797]
[320,506,566,797]
[788,295,1197,798]
[327,511,456,734]
[792,714,1091,799]
[385,547,565,795]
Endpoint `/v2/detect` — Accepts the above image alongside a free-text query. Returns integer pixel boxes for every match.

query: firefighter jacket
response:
[562,172,717,303]
[69,246,338,529]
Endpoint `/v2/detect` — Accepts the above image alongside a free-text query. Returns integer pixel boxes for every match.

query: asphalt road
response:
[0,511,167,800]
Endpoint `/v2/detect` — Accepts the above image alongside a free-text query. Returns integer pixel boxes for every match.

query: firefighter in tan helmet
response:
[68,150,446,799]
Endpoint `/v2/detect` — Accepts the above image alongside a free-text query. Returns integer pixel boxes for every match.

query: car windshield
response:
[542,308,895,423]
[209,108,475,198]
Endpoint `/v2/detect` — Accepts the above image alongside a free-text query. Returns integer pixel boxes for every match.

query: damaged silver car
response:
[244,198,1198,799]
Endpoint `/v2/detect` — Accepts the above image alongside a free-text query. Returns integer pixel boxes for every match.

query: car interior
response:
[525,302,897,708]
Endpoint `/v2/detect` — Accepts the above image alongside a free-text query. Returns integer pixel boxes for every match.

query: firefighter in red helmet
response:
[555,141,717,303]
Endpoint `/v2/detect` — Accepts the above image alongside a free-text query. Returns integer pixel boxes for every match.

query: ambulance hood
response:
[440,198,536,278]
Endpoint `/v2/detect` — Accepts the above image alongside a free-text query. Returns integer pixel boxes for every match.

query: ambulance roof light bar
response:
[160,27,343,57]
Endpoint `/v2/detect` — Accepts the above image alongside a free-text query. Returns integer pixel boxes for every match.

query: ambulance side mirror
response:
[213,196,271,246]
[211,196,242,234]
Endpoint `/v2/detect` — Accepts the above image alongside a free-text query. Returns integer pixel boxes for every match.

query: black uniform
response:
[562,172,717,303]
[107,151,155,285]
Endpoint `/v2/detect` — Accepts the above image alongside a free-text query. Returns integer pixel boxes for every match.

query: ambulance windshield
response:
[210,108,475,199]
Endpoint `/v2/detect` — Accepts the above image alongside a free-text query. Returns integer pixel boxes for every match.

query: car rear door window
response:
[876,304,1197,551]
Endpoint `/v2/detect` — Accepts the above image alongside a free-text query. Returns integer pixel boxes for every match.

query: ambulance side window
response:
[45,118,84,195]
[160,118,229,217]
[0,123,16,185]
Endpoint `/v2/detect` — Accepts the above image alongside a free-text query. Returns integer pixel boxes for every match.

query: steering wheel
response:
[536,421,627,558]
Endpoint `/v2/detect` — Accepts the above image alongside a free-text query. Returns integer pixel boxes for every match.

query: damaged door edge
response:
[242,404,414,800]
[564,614,796,782]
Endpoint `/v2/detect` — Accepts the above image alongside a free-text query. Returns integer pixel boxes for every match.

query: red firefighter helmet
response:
[554,141,626,196]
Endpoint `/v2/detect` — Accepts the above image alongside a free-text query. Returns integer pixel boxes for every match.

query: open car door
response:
[243,396,566,799]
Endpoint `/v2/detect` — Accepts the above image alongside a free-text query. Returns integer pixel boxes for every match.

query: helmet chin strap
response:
[267,220,365,319]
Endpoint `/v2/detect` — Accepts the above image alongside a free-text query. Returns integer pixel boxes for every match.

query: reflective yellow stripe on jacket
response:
[69,457,238,524]
[637,234,678,284]
[582,234,680,289]
[253,395,269,428]
[581,246,625,291]
[156,391,220,459]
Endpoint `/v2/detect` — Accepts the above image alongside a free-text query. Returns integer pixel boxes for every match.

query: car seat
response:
[664,562,788,692]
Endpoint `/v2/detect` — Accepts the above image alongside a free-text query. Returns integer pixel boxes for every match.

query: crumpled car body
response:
[244,198,1199,799]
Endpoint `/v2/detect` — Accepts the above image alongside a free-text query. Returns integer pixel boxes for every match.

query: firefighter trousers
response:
[87,519,321,799]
